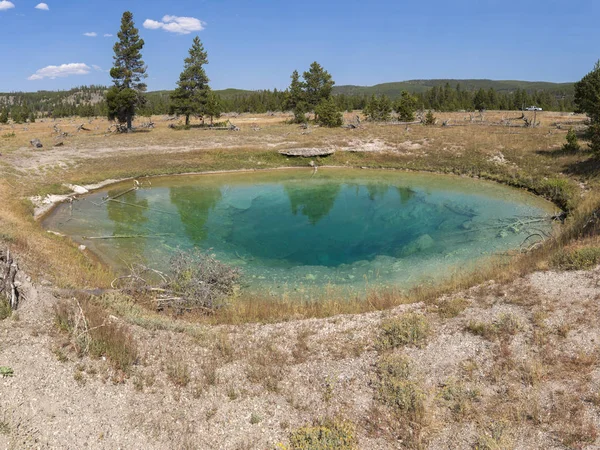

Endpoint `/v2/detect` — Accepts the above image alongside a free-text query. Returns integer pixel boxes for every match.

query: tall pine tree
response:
[303,62,335,119]
[170,36,210,126]
[107,11,147,131]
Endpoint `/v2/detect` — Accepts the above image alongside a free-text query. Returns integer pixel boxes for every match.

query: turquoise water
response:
[43,169,557,293]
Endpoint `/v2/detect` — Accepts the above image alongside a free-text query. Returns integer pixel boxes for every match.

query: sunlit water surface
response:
[44,169,557,295]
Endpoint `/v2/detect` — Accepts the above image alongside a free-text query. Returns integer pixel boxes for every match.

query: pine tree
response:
[396,91,418,122]
[205,91,222,125]
[0,109,8,124]
[575,60,600,152]
[170,36,210,126]
[285,70,307,123]
[107,11,147,131]
[424,110,436,126]
[314,97,343,127]
[303,62,334,119]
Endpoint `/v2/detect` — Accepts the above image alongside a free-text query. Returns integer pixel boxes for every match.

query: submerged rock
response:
[398,234,435,257]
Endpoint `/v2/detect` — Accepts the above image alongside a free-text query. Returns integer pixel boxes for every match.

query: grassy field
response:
[2,110,600,449]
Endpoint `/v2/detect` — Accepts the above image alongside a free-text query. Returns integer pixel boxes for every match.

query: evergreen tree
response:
[575,61,600,152]
[107,11,147,131]
[303,62,335,119]
[0,109,8,124]
[314,97,343,127]
[396,91,418,122]
[424,110,436,125]
[170,36,210,126]
[205,91,222,125]
[285,70,307,123]
[364,95,392,121]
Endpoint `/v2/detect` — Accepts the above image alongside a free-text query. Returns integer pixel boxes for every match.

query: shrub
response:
[375,354,425,422]
[168,249,240,311]
[437,298,469,319]
[378,312,430,350]
[315,98,343,127]
[423,110,436,125]
[563,128,581,152]
[552,246,600,270]
[537,177,576,211]
[53,298,138,373]
[287,418,357,450]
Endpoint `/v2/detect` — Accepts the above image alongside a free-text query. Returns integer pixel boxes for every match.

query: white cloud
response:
[28,63,91,81]
[103,33,113,37]
[35,3,49,10]
[143,15,205,34]
[83,32,97,37]
[0,1,15,11]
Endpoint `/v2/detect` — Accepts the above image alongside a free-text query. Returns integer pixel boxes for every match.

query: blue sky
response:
[1,0,599,92]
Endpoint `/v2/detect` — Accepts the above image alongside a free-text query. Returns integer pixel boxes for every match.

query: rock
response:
[78,245,87,252]
[305,274,316,281]
[66,184,89,195]
[30,138,43,148]
[461,220,474,230]
[398,234,435,257]
[279,148,335,157]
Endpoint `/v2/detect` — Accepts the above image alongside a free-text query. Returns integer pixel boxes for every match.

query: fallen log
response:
[0,248,20,310]
[279,148,335,157]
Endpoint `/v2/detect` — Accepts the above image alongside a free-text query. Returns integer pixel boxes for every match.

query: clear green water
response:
[43,169,557,294]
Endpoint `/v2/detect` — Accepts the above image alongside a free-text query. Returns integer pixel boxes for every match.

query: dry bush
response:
[287,418,358,450]
[373,353,428,447]
[53,297,138,373]
[438,378,480,420]
[167,249,240,311]
[165,358,191,387]
[551,246,600,270]
[246,344,287,393]
[377,313,430,350]
[436,297,469,319]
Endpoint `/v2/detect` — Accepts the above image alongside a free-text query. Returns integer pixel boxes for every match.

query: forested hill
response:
[0,79,577,121]
[333,79,575,98]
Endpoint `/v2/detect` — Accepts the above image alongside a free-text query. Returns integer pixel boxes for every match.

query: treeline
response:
[0,82,575,123]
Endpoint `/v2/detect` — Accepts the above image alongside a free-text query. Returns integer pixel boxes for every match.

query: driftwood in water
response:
[279,148,335,157]
[0,248,20,310]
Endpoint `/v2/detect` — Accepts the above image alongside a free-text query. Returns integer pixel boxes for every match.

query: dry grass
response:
[53,296,138,373]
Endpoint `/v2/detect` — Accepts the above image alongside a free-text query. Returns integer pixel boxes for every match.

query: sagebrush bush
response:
[378,313,430,350]
[287,418,357,450]
[552,246,600,271]
[375,354,425,421]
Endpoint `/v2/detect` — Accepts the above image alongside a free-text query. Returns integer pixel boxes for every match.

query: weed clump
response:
[551,246,600,271]
[0,299,10,320]
[378,312,430,350]
[287,418,357,450]
[53,298,138,373]
[375,354,425,421]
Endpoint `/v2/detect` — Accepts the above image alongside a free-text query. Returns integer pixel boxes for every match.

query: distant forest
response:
[0,79,576,122]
